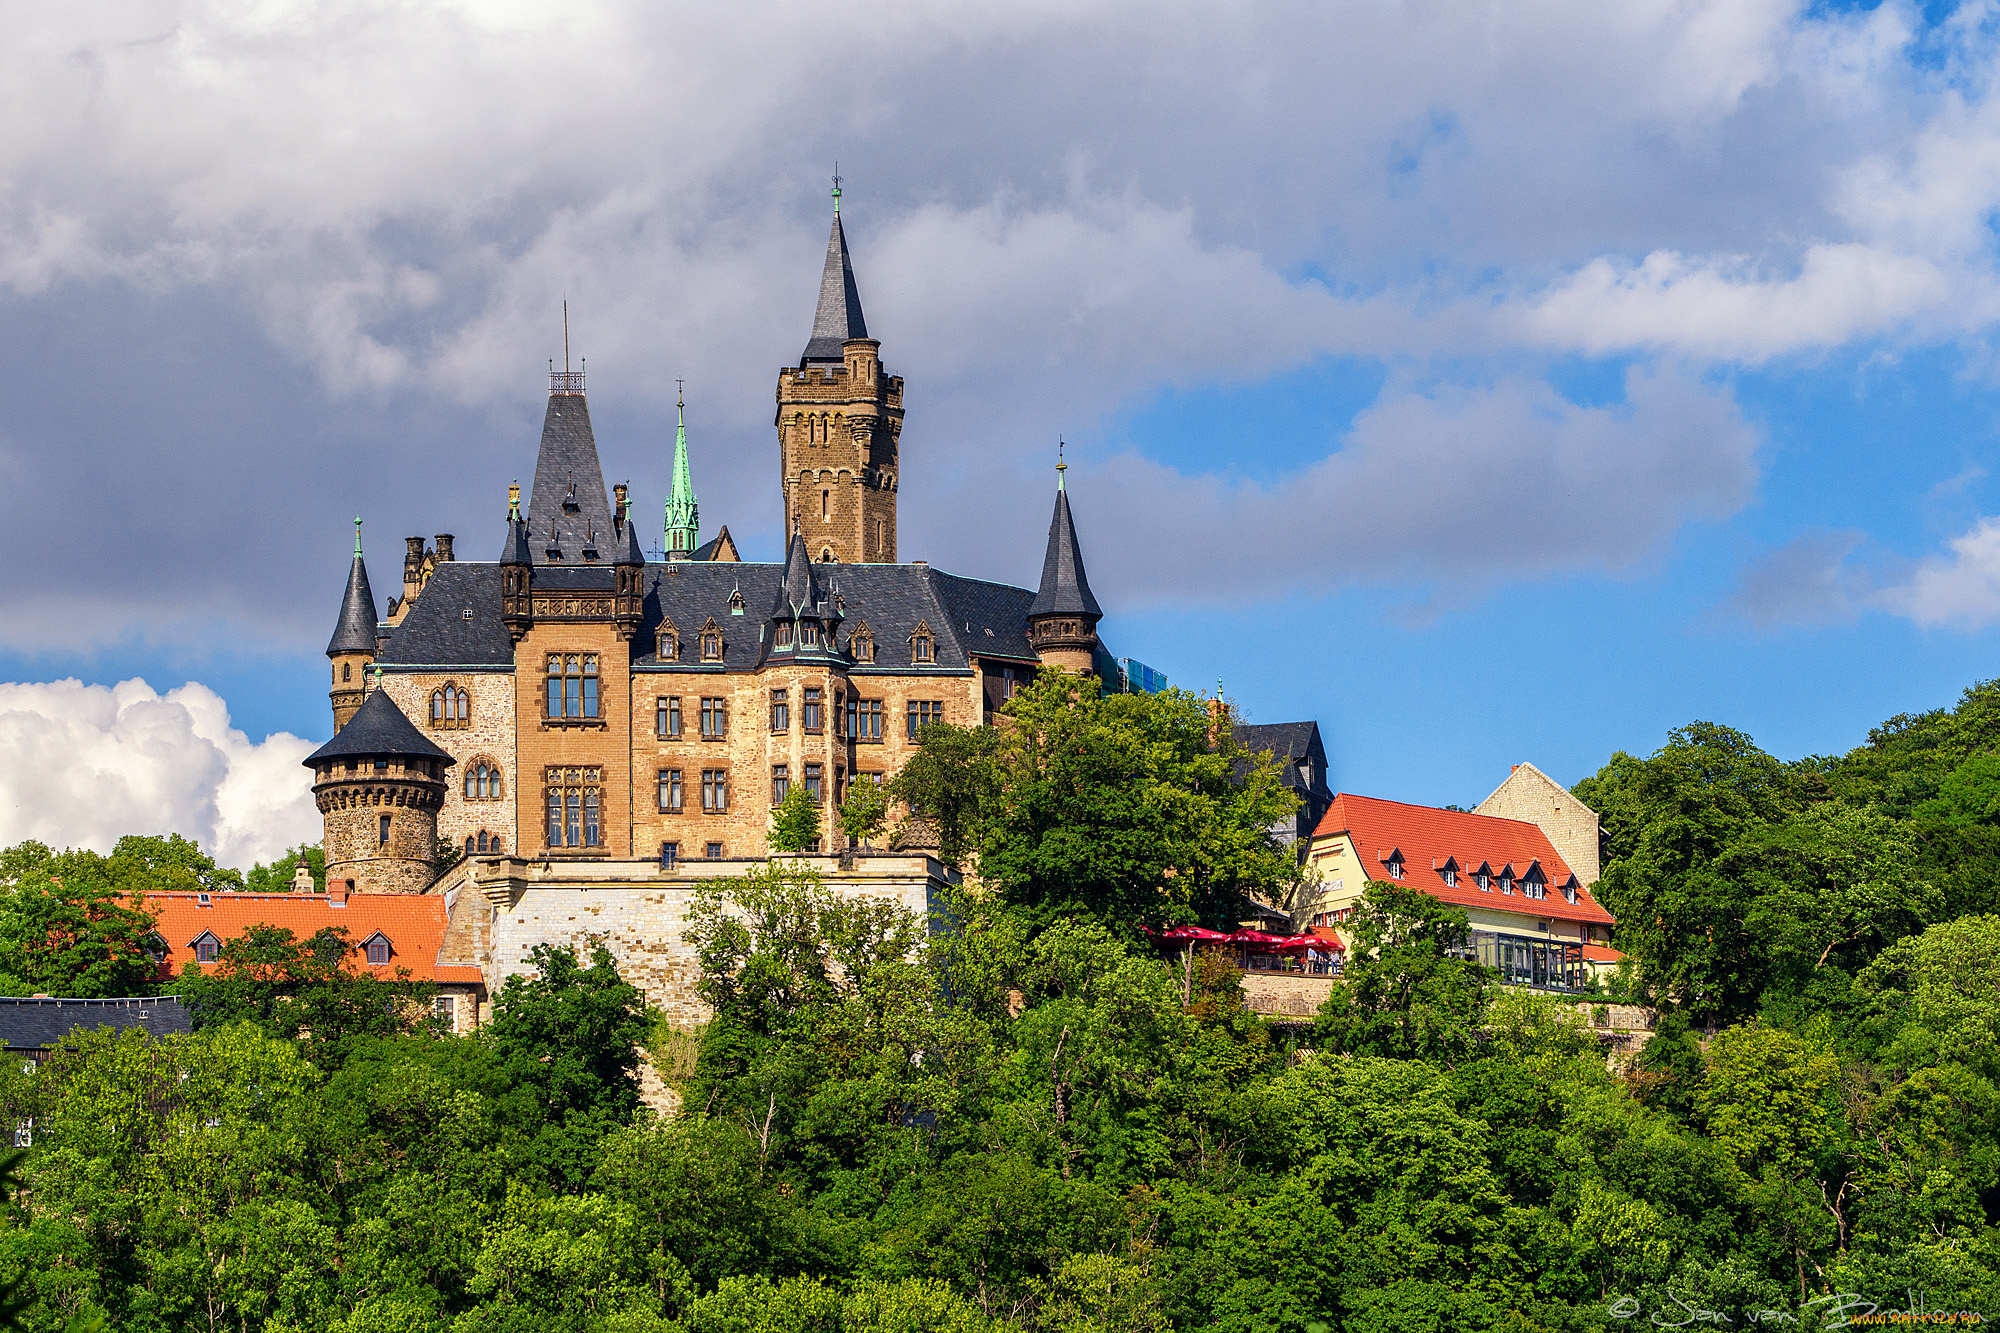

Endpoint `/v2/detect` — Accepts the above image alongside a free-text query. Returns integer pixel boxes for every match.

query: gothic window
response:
[464,834,475,855]
[342,663,352,682]
[364,933,392,965]
[910,621,935,665]
[657,620,680,660]
[770,690,789,731]
[700,697,728,740]
[701,768,728,813]
[771,764,789,804]
[657,696,682,738]
[906,700,944,739]
[702,617,726,657]
[658,768,683,812]
[849,623,874,663]
[544,766,602,848]
[544,655,600,720]
[803,688,822,732]
[818,547,835,563]
[464,762,502,801]
[430,683,470,729]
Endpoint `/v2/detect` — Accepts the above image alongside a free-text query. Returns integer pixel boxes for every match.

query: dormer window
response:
[143,931,168,963]
[1523,870,1547,900]
[1562,879,1579,905]
[657,623,679,660]
[192,931,221,964]
[910,621,935,666]
[363,933,392,965]
[1385,854,1404,881]
[775,621,794,650]
[1499,874,1513,895]
[801,620,820,648]
[850,623,875,663]
[1476,870,1492,892]
[1439,865,1458,888]
[727,589,745,615]
[700,619,724,661]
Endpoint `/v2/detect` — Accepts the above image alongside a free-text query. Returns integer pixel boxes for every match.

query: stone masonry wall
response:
[1475,763,1601,886]
[378,671,518,858]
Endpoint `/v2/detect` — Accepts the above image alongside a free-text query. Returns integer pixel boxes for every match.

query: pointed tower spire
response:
[326,520,380,731]
[774,523,822,616]
[664,381,701,559]
[801,184,869,366]
[528,311,613,564]
[1027,464,1103,676]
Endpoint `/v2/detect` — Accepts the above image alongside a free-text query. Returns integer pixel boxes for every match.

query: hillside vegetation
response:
[0,675,1993,1330]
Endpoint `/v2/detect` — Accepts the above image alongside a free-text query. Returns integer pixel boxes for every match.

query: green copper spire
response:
[663,383,700,559]
[354,517,363,557]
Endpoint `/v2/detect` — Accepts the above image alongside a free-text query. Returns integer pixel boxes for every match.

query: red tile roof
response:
[1581,944,1626,964]
[1311,794,1615,927]
[133,891,484,986]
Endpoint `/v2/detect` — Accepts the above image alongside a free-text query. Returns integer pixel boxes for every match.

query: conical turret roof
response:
[1029,486,1102,621]
[526,391,615,564]
[664,394,700,556]
[801,212,869,365]
[326,542,378,656]
[617,506,645,566]
[772,526,821,616]
[304,686,452,766]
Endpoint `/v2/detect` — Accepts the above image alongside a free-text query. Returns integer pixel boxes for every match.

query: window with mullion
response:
[544,766,603,847]
[545,654,601,720]
[700,697,728,739]
[657,696,682,738]
[701,768,729,813]
[657,768,683,813]
[803,687,821,732]
[770,689,789,731]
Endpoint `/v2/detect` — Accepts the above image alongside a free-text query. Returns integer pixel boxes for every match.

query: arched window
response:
[465,834,476,855]
[342,662,352,682]
[658,625,679,660]
[430,683,470,729]
[849,622,874,663]
[701,619,724,661]
[463,762,503,801]
[476,830,490,853]
[910,621,935,665]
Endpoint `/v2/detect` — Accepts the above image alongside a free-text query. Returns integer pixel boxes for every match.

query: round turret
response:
[303,683,453,895]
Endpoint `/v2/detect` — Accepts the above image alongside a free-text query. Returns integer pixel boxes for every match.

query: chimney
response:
[331,879,351,906]
[1207,696,1228,747]
[612,483,629,531]
[403,536,427,603]
[435,533,455,562]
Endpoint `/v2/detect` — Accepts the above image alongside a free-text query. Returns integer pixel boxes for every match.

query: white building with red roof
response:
[1305,793,1622,992]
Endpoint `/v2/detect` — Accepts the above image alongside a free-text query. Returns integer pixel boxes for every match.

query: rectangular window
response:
[657,768,683,813]
[775,621,793,649]
[848,698,882,741]
[802,620,820,647]
[705,841,724,860]
[906,700,944,739]
[805,762,822,801]
[660,841,679,870]
[803,688,822,732]
[700,697,727,740]
[770,689,789,731]
[657,696,682,738]
[1499,876,1513,895]
[434,995,455,1023]
[544,767,603,848]
[379,813,391,845]
[771,764,789,804]
[702,769,728,813]
[546,654,601,720]
[1441,867,1457,887]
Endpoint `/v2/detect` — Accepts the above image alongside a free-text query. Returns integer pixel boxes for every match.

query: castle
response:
[303,188,1109,1020]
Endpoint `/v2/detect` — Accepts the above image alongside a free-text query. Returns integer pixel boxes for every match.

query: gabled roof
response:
[1312,794,1614,926]
[0,995,193,1051]
[135,891,483,985]
[802,211,869,365]
[525,392,617,566]
[327,553,378,656]
[691,527,740,562]
[1028,487,1101,620]
[1233,721,1323,763]
[303,688,453,766]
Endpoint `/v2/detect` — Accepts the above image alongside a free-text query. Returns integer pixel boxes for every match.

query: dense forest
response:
[0,673,1996,1331]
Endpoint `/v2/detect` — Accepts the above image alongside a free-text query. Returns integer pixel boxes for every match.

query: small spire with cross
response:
[832,163,842,215]
[1056,438,1066,492]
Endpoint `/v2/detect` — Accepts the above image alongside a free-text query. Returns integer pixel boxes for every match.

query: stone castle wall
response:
[377,671,519,857]
[1475,763,1602,886]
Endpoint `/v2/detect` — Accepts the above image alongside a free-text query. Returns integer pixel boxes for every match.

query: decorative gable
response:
[909,619,936,666]
[190,930,222,963]
[656,616,680,661]
[361,931,393,965]
[849,620,875,664]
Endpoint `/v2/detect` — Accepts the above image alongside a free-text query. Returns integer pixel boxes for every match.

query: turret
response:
[1027,455,1103,675]
[766,526,840,660]
[664,388,700,559]
[614,488,645,641]
[303,682,453,895]
[501,481,533,643]
[327,519,378,731]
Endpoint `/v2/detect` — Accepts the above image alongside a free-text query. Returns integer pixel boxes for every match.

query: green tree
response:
[770,782,824,855]
[244,843,327,893]
[0,873,159,997]
[1310,881,1493,1065]
[838,773,891,851]
[1695,1023,1840,1177]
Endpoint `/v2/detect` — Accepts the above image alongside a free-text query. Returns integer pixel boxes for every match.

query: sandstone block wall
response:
[1475,762,1601,886]
[379,671,518,857]
[1240,972,1337,1018]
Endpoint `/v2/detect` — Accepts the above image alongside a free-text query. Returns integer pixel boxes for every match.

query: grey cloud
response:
[1727,529,1868,629]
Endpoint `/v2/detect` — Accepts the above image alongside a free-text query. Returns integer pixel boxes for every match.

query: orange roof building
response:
[136,883,486,1029]
[1305,792,1622,992]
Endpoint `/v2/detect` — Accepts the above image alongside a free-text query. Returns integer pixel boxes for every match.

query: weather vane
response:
[832,163,842,214]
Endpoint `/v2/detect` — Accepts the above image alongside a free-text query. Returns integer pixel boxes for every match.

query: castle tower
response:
[303,684,453,895]
[776,181,903,564]
[327,519,378,731]
[664,389,700,559]
[1027,461,1103,675]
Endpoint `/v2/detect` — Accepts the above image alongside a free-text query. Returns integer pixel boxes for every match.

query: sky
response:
[9,0,2000,866]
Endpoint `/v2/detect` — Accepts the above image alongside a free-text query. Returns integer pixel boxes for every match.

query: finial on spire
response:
[353,516,363,557]
[509,480,521,518]
[1056,438,1067,492]
[676,377,685,409]
[563,298,570,374]
[832,162,842,215]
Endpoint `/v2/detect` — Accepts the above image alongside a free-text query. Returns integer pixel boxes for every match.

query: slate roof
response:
[139,892,485,986]
[1233,721,1322,763]
[690,533,728,561]
[1028,488,1102,620]
[0,995,192,1051]
[327,554,378,656]
[526,393,617,566]
[773,528,822,616]
[1312,794,1615,927]
[378,557,1042,676]
[501,512,531,565]
[802,212,869,365]
[304,688,453,765]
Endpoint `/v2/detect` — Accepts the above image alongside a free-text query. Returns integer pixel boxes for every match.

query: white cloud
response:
[1878,515,2000,628]
[0,678,317,869]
